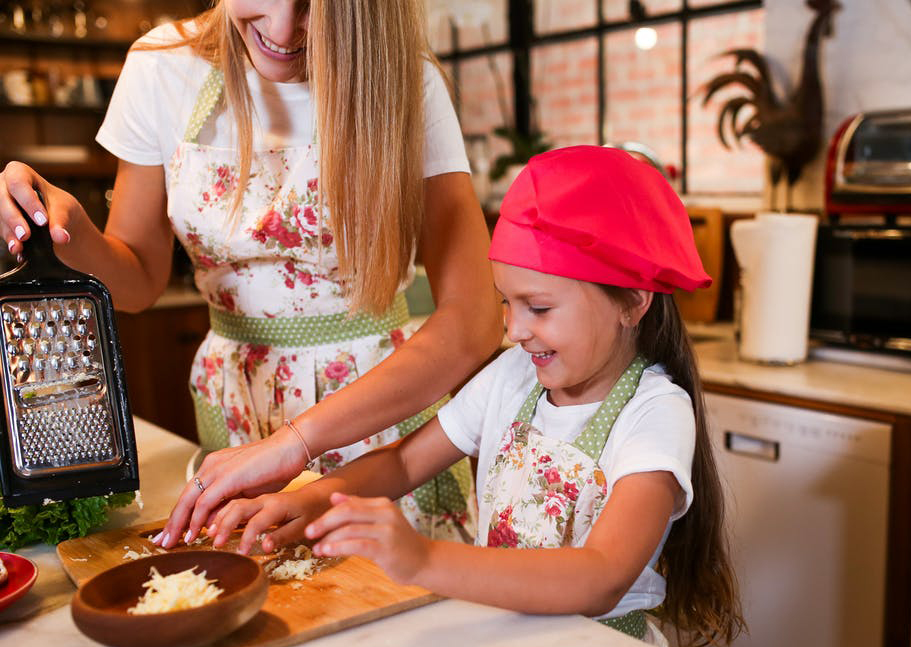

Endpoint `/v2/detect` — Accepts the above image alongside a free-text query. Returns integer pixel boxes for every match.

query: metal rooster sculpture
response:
[701,0,840,210]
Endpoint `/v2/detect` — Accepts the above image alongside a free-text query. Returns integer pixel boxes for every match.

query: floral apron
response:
[481,356,650,639]
[164,67,475,542]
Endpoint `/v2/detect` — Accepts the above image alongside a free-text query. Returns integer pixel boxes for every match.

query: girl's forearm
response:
[414,541,629,618]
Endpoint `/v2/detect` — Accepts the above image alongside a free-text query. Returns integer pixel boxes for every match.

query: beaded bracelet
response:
[284,418,313,466]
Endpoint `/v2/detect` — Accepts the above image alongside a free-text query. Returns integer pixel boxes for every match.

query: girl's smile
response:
[493,261,650,406]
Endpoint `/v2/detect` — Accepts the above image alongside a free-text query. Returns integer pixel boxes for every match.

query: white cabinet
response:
[705,392,892,647]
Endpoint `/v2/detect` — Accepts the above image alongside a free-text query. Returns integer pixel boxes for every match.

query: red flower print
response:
[214,180,227,197]
[321,232,333,247]
[498,506,513,523]
[487,520,519,548]
[202,191,210,202]
[197,254,218,269]
[244,344,269,374]
[324,361,349,381]
[390,328,405,349]
[563,481,579,501]
[545,502,562,517]
[297,271,313,286]
[276,362,292,381]
[539,454,551,463]
[202,356,219,379]
[284,277,295,289]
[544,467,561,484]
[217,289,236,312]
[194,375,209,399]
[303,206,317,226]
[186,232,201,245]
[260,210,303,249]
[284,260,296,273]
[307,177,318,192]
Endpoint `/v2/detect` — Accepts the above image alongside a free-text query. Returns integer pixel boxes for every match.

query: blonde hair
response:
[135,0,430,314]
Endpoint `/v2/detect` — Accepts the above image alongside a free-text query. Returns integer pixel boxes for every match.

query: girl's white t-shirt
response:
[96,23,470,178]
[437,344,697,618]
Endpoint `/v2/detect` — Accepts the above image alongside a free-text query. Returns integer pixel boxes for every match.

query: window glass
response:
[456,53,515,161]
[535,0,596,34]
[687,8,765,194]
[602,0,682,22]
[603,23,682,180]
[445,0,509,49]
[531,38,599,146]
[426,8,454,54]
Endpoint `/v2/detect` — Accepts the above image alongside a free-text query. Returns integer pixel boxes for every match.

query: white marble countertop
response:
[0,418,642,647]
[690,324,911,416]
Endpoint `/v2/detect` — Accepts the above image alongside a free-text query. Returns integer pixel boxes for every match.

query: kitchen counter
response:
[689,324,911,416]
[0,418,643,647]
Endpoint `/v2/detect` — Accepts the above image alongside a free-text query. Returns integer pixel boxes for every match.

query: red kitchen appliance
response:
[825,108,911,221]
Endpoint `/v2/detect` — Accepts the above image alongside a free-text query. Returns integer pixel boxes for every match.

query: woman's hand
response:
[305,492,431,585]
[1,162,80,255]
[206,487,329,555]
[154,428,311,549]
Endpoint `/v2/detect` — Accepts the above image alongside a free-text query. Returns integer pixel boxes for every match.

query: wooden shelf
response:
[0,31,132,51]
[0,102,106,116]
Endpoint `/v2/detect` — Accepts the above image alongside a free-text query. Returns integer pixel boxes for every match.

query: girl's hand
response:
[305,492,431,585]
[154,429,311,549]
[1,162,79,255]
[206,488,327,555]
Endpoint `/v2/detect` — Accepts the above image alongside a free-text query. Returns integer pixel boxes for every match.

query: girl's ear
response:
[623,289,654,328]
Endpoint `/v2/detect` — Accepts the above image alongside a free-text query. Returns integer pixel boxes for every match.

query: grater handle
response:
[18,189,70,275]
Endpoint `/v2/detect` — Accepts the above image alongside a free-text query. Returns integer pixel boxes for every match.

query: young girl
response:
[0,1,501,546]
[207,146,745,645]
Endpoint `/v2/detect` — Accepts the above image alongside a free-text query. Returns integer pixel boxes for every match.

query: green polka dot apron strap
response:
[572,355,648,461]
[208,292,409,347]
[600,609,647,640]
[183,66,224,144]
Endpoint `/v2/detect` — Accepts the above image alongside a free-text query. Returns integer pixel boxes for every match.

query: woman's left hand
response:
[305,492,431,584]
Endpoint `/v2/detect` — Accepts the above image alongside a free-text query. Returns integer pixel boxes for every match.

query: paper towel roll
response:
[731,213,818,364]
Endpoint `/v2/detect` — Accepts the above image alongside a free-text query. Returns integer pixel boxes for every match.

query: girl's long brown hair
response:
[136,0,428,314]
[605,287,746,646]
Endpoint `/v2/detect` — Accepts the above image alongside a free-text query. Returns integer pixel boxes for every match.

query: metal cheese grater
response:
[0,197,138,507]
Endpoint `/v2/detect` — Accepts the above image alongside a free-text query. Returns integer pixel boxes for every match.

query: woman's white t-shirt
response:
[96,23,469,178]
[437,344,697,618]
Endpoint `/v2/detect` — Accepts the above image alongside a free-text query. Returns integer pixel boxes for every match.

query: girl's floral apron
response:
[481,356,651,640]
[164,68,475,542]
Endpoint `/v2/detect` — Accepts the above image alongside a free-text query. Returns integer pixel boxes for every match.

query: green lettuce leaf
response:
[0,491,135,550]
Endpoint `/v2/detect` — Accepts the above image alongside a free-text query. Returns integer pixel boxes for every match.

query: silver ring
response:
[194,477,205,492]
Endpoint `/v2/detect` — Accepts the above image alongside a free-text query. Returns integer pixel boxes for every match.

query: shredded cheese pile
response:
[264,545,319,582]
[128,566,223,615]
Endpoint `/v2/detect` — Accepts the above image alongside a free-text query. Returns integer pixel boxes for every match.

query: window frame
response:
[437,0,764,194]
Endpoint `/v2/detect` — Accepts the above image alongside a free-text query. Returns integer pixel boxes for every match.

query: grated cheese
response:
[128,566,223,615]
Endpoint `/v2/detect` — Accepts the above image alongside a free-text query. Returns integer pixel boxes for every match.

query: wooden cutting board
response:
[57,519,440,647]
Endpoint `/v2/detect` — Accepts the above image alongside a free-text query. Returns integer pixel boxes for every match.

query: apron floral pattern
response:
[165,67,475,542]
[480,356,650,638]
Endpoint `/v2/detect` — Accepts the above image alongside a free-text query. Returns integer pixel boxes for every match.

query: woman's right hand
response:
[154,427,313,549]
[1,161,81,255]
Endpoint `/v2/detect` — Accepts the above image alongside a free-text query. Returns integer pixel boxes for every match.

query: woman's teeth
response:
[532,351,554,360]
[259,31,302,55]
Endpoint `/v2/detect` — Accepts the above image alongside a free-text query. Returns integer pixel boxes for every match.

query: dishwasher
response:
[704,392,891,647]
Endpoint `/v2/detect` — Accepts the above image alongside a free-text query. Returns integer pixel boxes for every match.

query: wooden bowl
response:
[71,550,268,647]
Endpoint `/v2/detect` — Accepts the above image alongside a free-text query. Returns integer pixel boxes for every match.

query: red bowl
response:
[0,552,39,613]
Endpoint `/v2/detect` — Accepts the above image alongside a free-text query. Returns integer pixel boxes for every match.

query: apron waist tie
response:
[600,609,647,640]
[208,292,409,347]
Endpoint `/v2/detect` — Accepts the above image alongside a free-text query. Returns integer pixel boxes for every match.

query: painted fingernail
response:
[32,211,47,226]
[54,227,70,243]
[184,530,193,544]
[151,530,164,544]
[161,532,170,547]
[206,524,216,536]
[14,226,25,240]
[7,240,15,253]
